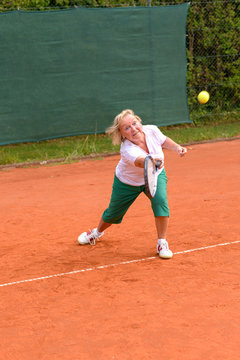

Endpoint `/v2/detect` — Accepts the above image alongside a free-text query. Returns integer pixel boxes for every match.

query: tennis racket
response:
[144,155,162,199]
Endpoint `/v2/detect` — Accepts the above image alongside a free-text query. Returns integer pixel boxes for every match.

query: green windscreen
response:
[0,4,190,145]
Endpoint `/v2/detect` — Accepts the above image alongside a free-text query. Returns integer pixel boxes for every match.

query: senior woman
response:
[78,109,187,259]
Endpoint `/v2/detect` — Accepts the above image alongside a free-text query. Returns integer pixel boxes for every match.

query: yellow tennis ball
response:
[197,91,210,104]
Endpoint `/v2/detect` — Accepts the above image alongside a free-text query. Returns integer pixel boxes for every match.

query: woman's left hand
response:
[176,146,187,157]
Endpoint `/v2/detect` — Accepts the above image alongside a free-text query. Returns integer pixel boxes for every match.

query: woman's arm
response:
[133,136,186,168]
[134,156,164,169]
[134,156,145,168]
[162,137,187,157]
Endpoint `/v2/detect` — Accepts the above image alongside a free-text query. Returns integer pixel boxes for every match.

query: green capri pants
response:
[102,168,169,224]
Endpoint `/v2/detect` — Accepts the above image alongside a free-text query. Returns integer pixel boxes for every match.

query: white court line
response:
[0,240,239,288]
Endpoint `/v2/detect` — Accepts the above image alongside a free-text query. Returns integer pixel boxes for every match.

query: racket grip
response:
[155,160,162,168]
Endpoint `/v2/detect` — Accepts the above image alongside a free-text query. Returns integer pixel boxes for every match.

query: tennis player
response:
[78,109,187,259]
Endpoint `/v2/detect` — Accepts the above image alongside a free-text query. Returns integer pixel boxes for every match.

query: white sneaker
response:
[157,239,173,259]
[78,228,104,246]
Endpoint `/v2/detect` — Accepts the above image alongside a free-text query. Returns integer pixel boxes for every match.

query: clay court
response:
[0,139,240,360]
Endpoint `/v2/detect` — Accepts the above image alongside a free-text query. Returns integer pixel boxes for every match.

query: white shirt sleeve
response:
[146,125,166,146]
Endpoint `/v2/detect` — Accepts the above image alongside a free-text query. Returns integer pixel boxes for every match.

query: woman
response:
[78,109,187,259]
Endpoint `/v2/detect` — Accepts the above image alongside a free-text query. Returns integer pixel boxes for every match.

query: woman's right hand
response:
[153,158,164,169]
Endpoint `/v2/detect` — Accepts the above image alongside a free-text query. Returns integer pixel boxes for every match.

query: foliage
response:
[186,0,240,120]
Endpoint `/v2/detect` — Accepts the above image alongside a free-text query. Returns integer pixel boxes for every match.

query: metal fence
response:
[186,0,240,123]
[151,0,240,123]
[1,0,240,123]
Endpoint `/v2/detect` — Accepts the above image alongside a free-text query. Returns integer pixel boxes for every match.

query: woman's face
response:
[119,114,143,143]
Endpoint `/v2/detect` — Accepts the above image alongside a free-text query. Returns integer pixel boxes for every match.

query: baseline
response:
[0,240,239,288]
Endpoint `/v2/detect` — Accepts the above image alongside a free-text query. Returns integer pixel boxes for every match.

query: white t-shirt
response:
[115,125,166,186]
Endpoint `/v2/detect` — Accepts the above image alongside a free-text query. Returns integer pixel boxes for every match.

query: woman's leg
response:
[97,218,112,233]
[150,170,172,258]
[78,175,142,245]
[155,216,172,258]
[154,216,169,239]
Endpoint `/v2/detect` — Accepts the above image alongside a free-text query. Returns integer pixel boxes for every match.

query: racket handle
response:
[155,160,162,168]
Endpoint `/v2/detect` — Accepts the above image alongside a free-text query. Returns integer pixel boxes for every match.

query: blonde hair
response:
[106,109,142,145]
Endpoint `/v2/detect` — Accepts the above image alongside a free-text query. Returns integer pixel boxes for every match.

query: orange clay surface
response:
[0,139,240,360]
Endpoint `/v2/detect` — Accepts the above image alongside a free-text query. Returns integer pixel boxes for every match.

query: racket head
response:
[144,155,158,199]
